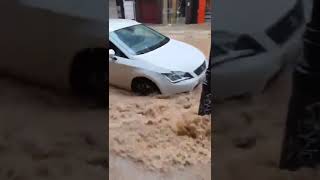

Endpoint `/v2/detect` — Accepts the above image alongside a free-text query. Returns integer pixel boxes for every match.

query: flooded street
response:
[109,24,211,179]
[109,153,210,180]
[0,77,106,179]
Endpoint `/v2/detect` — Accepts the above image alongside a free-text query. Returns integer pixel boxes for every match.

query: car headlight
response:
[162,71,193,83]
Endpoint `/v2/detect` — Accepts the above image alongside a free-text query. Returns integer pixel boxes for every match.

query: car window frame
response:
[110,24,170,55]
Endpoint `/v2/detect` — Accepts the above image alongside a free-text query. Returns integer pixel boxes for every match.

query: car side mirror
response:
[109,49,117,60]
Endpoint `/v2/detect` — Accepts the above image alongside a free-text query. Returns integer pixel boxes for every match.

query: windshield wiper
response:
[136,38,169,55]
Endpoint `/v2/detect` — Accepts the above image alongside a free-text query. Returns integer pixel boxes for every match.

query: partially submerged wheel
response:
[131,78,160,96]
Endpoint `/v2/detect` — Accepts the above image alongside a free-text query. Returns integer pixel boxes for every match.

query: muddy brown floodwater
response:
[109,24,212,179]
[0,77,106,180]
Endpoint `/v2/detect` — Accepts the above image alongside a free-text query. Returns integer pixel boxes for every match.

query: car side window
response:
[109,41,128,58]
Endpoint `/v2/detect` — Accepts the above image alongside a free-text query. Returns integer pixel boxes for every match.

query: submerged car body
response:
[0,0,107,97]
[212,0,307,99]
[109,19,207,95]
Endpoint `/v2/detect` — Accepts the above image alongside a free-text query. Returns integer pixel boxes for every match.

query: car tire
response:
[131,78,160,96]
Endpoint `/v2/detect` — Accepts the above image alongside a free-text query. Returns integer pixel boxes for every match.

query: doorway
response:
[186,0,198,24]
[135,0,162,24]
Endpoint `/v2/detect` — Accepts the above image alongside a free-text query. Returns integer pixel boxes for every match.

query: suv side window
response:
[109,41,128,58]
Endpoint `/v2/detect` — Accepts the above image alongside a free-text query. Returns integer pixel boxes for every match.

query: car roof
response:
[109,19,141,32]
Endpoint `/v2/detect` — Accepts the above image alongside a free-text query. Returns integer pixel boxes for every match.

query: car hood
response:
[214,0,297,33]
[133,39,206,73]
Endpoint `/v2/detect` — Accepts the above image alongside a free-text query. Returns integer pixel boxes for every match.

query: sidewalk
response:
[150,22,211,31]
[150,23,211,36]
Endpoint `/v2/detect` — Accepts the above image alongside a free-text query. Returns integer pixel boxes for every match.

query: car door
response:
[109,41,133,89]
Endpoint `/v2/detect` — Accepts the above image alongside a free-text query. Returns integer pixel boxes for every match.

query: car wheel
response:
[131,78,160,96]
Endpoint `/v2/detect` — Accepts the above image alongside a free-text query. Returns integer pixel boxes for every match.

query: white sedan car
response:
[108,19,207,95]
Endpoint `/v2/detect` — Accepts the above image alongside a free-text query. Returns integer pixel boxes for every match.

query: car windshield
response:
[110,24,170,55]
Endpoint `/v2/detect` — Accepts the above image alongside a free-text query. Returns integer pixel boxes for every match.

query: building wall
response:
[123,0,135,19]
[166,0,200,24]
[115,0,208,25]
[109,0,118,18]
[135,0,162,24]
